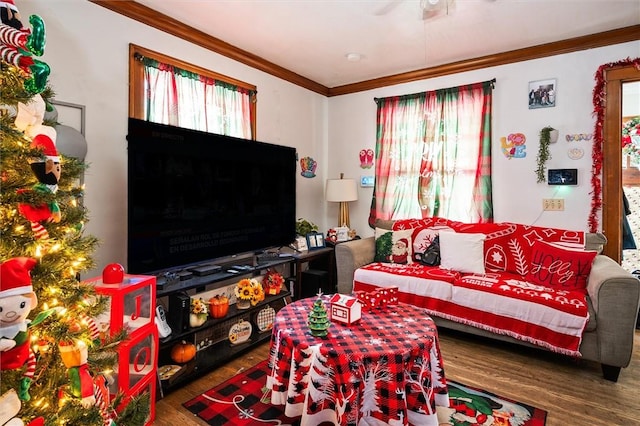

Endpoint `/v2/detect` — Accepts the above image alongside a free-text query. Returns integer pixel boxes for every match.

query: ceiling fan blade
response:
[373,0,404,16]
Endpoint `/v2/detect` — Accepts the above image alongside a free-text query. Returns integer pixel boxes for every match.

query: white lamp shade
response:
[326,178,358,202]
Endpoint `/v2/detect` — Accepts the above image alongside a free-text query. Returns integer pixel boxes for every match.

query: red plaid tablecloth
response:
[266,298,449,425]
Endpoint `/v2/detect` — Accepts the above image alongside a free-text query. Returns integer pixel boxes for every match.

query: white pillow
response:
[439,231,486,274]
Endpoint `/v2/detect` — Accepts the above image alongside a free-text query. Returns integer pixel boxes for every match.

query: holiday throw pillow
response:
[439,231,486,274]
[526,240,597,291]
[374,228,413,264]
[412,225,454,255]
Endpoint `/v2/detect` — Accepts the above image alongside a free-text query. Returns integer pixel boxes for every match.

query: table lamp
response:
[326,173,358,228]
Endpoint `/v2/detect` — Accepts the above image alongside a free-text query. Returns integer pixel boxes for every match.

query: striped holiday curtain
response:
[369,80,494,226]
[141,57,254,138]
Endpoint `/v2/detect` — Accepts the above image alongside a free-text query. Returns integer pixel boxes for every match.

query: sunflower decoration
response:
[234,278,265,306]
[190,297,208,320]
[190,298,208,327]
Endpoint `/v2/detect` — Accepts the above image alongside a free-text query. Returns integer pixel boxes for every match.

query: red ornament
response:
[102,263,124,284]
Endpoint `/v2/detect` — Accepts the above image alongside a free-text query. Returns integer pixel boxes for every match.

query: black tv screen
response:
[127,118,297,274]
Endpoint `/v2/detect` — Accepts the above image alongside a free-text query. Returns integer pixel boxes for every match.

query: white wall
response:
[329,42,640,238]
[21,0,328,276]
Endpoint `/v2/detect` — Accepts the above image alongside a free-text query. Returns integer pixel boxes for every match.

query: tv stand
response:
[155,252,294,398]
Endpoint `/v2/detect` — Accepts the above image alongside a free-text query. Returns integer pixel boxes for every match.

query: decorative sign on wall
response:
[500,133,526,159]
[568,147,584,160]
[565,133,593,142]
[359,148,374,168]
[299,156,317,178]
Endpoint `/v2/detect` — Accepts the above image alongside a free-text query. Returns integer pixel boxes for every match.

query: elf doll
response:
[0,258,39,401]
[58,339,116,426]
[0,0,49,94]
[17,134,61,240]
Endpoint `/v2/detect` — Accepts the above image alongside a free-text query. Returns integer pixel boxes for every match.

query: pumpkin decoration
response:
[209,294,230,319]
[170,340,196,364]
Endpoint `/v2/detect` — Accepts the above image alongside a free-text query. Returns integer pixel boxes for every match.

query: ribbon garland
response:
[589,57,640,232]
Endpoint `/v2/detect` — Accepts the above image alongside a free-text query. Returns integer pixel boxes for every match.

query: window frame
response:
[128,43,257,139]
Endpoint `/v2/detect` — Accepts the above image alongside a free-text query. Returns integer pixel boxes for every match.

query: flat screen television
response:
[127,118,297,274]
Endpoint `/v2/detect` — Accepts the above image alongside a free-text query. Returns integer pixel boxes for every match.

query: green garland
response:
[535,126,555,183]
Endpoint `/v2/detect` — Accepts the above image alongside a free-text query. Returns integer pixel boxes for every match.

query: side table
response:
[290,246,335,299]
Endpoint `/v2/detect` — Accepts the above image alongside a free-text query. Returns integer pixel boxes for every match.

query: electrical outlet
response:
[543,199,564,211]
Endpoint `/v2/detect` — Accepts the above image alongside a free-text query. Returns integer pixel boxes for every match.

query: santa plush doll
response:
[0,257,39,401]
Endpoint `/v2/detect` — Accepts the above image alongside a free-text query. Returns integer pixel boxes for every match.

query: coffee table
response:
[266,297,449,425]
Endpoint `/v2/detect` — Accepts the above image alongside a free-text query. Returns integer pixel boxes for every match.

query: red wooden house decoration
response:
[329,294,362,325]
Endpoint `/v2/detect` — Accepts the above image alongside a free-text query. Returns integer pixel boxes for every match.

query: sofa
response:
[335,218,640,382]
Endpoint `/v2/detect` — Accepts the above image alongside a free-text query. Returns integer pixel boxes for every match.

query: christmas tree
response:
[0,3,148,425]
[308,294,330,337]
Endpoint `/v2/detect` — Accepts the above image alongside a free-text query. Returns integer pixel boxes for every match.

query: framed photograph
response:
[336,226,350,242]
[294,235,308,252]
[306,232,326,250]
[528,79,556,109]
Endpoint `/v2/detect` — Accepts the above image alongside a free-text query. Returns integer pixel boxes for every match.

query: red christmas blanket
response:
[354,263,589,356]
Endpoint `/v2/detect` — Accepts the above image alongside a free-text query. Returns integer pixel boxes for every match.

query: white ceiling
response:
[135,0,640,88]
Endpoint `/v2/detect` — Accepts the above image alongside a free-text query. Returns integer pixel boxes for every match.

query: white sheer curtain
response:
[142,58,254,139]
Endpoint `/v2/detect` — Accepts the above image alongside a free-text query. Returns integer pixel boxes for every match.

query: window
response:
[129,44,256,139]
[369,80,494,226]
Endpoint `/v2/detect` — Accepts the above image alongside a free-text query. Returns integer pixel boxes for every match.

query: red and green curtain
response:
[369,80,494,227]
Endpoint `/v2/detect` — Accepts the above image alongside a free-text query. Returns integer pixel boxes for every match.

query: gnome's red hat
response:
[31,134,59,162]
[397,238,408,248]
[0,257,37,298]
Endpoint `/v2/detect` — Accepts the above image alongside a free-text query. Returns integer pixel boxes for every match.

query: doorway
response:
[621,82,640,272]
[601,64,640,264]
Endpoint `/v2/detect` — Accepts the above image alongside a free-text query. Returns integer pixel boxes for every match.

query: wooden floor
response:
[155,328,640,425]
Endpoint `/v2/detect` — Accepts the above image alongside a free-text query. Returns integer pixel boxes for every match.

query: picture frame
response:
[294,235,308,252]
[528,78,556,109]
[306,232,326,250]
[336,226,350,242]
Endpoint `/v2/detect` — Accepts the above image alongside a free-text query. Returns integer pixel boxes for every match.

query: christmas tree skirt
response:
[183,360,547,426]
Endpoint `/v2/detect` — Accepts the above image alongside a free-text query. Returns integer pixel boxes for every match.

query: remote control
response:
[156,305,172,338]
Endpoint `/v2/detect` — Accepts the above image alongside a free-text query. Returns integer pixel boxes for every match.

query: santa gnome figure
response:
[0,258,39,402]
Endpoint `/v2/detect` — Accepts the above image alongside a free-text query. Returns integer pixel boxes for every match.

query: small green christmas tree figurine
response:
[308,291,330,337]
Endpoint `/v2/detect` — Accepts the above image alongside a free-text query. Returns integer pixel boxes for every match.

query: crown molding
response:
[91,0,330,96]
[91,1,639,98]
[328,25,640,96]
